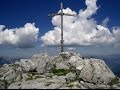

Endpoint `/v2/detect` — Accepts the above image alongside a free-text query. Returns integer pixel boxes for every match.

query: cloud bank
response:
[41,0,120,47]
[0,23,39,48]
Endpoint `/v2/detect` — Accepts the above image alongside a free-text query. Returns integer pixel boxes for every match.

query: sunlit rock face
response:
[0,52,120,89]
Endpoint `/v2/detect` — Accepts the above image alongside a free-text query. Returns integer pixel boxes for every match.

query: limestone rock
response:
[65,72,76,83]
[0,52,119,89]
[32,53,54,74]
[69,55,84,71]
[79,59,115,84]
[8,76,66,89]
[19,59,35,72]
[56,62,69,70]
[67,81,81,88]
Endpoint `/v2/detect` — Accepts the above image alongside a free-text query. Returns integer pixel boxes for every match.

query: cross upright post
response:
[48,2,75,53]
[60,2,64,52]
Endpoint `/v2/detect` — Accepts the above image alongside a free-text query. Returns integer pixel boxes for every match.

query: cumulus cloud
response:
[0,25,5,32]
[41,0,120,47]
[0,23,39,48]
[79,0,98,19]
[102,17,109,27]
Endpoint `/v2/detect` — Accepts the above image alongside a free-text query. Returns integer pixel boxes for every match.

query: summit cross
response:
[48,2,76,52]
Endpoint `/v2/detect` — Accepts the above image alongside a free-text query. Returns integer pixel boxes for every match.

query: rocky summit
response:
[0,52,120,89]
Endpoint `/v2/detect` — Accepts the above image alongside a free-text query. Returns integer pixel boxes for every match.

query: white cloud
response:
[0,23,39,48]
[102,17,109,27]
[79,0,98,19]
[67,47,76,51]
[41,0,120,47]
[0,25,5,32]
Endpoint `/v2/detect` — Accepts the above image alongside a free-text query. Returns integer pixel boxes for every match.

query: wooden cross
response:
[48,3,75,52]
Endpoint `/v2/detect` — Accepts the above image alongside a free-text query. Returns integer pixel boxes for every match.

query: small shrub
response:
[60,54,69,60]
[108,77,119,86]
[67,84,74,87]
[0,80,9,89]
[0,74,3,78]
[26,74,33,80]
[51,69,71,76]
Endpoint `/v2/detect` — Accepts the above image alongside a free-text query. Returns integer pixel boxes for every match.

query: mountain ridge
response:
[0,52,120,89]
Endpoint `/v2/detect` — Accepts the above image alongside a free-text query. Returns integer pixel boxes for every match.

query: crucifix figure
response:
[48,2,75,52]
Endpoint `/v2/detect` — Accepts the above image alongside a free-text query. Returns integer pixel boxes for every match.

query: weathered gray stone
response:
[112,85,120,89]
[0,52,119,89]
[19,59,35,72]
[79,59,115,84]
[69,55,84,71]
[96,84,110,89]
[8,76,66,89]
[45,73,54,78]
[22,73,30,81]
[56,62,69,70]
[79,60,93,82]
[32,53,54,74]
[46,83,63,89]
[60,87,71,89]
[67,81,81,89]
[65,72,76,83]
[8,82,22,89]
[82,82,97,89]
[51,76,66,84]
[80,84,87,89]
[8,78,47,89]
[3,69,16,81]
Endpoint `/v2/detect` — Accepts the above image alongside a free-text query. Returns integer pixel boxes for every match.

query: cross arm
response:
[48,13,61,16]
[48,13,76,17]
[63,13,76,16]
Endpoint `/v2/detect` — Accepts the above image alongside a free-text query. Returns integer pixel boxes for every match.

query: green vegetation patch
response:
[26,74,33,81]
[0,80,8,89]
[51,69,71,76]
[108,77,119,86]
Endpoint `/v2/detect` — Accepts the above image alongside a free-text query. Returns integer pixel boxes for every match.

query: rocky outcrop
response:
[68,53,115,84]
[79,59,115,84]
[0,52,120,89]
[16,53,54,74]
[8,76,66,89]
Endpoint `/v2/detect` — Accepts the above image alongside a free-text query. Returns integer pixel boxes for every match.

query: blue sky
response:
[0,0,120,57]
[0,0,120,31]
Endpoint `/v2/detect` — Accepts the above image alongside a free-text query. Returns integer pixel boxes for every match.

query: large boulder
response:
[79,59,115,84]
[32,53,54,74]
[53,52,115,85]
[69,55,84,70]
[19,59,35,72]
[16,53,54,74]
[67,52,115,84]
[56,62,69,70]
